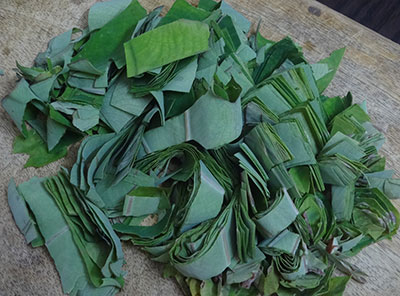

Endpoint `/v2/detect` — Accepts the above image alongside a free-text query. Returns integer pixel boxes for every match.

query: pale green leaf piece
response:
[68,59,103,75]
[2,79,39,134]
[88,0,132,32]
[365,171,400,199]
[319,131,365,161]
[30,76,57,102]
[196,38,225,85]
[35,29,73,67]
[274,120,316,168]
[254,189,299,238]
[123,187,169,217]
[226,248,265,284]
[220,1,251,33]
[72,105,100,131]
[157,0,211,27]
[259,229,301,256]
[100,82,135,132]
[110,76,152,116]
[162,56,198,93]
[170,204,235,280]
[16,177,105,295]
[142,91,242,152]
[7,179,44,247]
[332,185,354,222]
[125,19,210,77]
[311,48,345,93]
[73,0,147,71]
[47,117,67,151]
[244,122,293,171]
[179,161,225,231]
[51,101,99,132]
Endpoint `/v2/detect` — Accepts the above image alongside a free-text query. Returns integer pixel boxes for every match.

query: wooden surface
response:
[1,0,400,295]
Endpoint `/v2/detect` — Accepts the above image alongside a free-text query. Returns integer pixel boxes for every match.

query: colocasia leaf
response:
[124,20,210,77]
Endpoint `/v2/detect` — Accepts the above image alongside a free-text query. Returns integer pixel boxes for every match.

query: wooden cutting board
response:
[0,1,399,295]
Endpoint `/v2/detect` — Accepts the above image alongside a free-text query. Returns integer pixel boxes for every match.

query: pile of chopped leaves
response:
[3,0,400,295]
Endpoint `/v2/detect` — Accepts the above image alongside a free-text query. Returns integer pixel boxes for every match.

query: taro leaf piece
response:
[142,91,242,152]
[68,59,104,76]
[280,104,330,154]
[295,194,328,244]
[131,6,163,37]
[130,56,198,97]
[235,175,257,262]
[135,143,203,183]
[44,172,124,289]
[8,179,44,247]
[109,75,152,116]
[13,177,120,296]
[235,145,270,202]
[57,86,104,108]
[322,92,352,122]
[0,68,4,75]
[164,89,198,119]
[51,101,100,131]
[353,188,399,241]
[70,112,157,211]
[162,56,198,93]
[257,262,280,295]
[329,104,370,137]
[331,184,354,222]
[13,129,79,168]
[157,0,211,27]
[322,275,351,296]
[274,120,316,168]
[211,15,242,55]
[176,161,225,232]
[219,0,251,33]
[252,37,305,85]
[254,188,299,238]
[122,186,170,217]
[88,0,132,32]
[365,171,400,199]
[47,117,67,151]
[198,0,218,11]
[72,105,100,131]
[196,38,225,85]
[100,81,135,133]
[259,229,301,256]
[169,203,235,280]
[319,131,365,161]
[311,48,346,94]
[125,19,210,77]
[215,54,254,96]
[225,247,265,285]
[73,0,147,71]
[244,122,293,171]
[34,29,74,68]
[2,79,40,134]
[318,154,365,186]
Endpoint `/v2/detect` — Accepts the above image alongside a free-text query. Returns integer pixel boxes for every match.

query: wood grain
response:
[0,1,399,295]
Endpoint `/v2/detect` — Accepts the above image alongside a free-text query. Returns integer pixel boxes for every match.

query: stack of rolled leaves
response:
[4,0,400,295]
